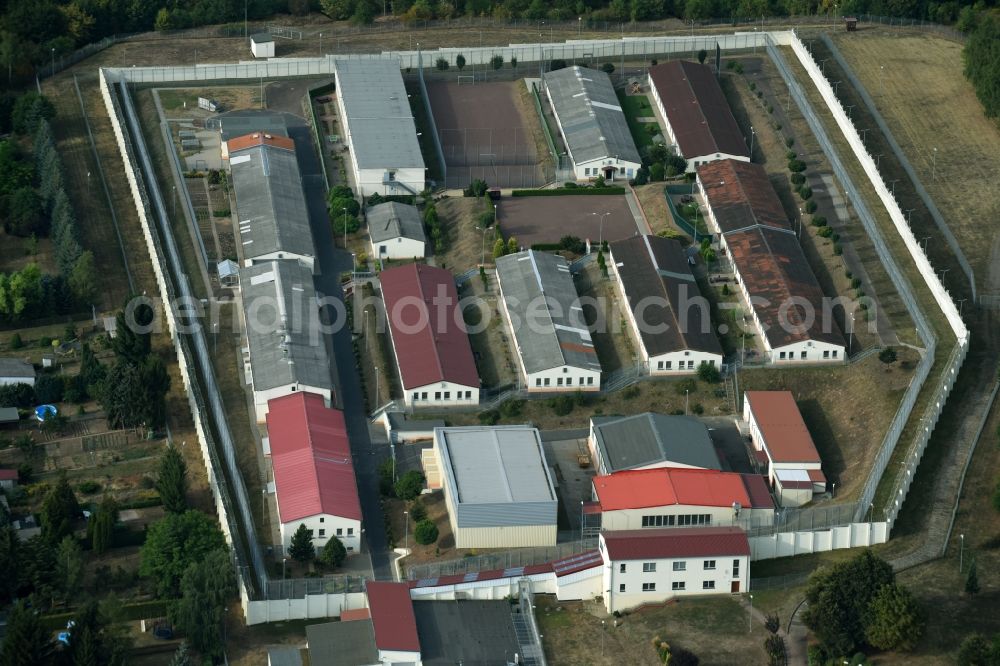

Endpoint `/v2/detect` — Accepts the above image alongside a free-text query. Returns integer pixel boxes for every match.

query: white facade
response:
[448,523,558,550]
[770,339,845,364]
[0,376,33,387]
[378,649,421,665]
[573,156,641,182]
[352,164,425,199]
[405,380,479,408]
[599,505,773,532]
[243,252,315,271]
[371,235,425,261]
[250,37,275,58]
[525,365,601,393]
[599,539,749,614]
[648,81,749,173]
[251,385,333,423]
[278,513,362,554]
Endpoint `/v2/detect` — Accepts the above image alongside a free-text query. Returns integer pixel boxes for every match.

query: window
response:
[336,528,343,536]
[412,392,419,401]
[434,391,441,400]
[347,528,354,535]
[642,582,656,592]
[421,392,428,399]
[619,167,625,175]
[379,245,387,254]
[566,377,573,386]
[832,350,839,358]
[465,391,472,399]
[823,350,830,359]
[779,352,787,360]
[657,361,664,370]
[703,581,716,590]
[687,360,694,369]
[557,377,563,386]
[672,562,686,572]
[732,559,740,577]
[703,560,716,570]
[318,529,325,537]
[562,367,568,373]
[672,582,686,591]
[544,378,551,387]
[319,517,325,523]
[619,583,626,593]
[709,359,715,366]
[536,378,542,387]
[619,563,627,573]
[800,351,807,359]
[643,563,657,573]
[587,377,594,385]
[443,391,451,399]
[664,361,672,370]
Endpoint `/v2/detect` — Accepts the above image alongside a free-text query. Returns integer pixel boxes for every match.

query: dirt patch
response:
[459,275,519,389]
[497,194,638,248]
[536,594,767,665]
[434,195,495,273]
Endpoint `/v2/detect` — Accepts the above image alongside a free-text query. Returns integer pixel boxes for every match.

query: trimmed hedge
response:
[41,600,168,631]
[530,243,562,251]
[511,187,626,197]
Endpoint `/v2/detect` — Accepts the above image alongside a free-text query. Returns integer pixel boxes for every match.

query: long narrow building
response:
[648,61,750,172]
[543,65,642,181]
[228,132,316,269]
[608,234,723,374]
[696,159,845,363]
[240,260,334,420]
[495,250,602,391]
[333,59,425,197]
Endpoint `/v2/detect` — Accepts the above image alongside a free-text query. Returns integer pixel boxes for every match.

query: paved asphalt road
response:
[286,117,394,581]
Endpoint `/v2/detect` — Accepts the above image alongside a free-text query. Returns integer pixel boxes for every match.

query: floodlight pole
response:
[342,207,348,248]
[932,147,938,180]
[749,126,755,162]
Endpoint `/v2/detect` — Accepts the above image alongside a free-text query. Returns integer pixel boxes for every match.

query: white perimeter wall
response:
[243,589,368,625]
[750,522,888,560]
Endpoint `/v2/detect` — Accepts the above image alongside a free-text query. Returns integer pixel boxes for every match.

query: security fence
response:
[265,575,366,600]
[405,539,598,581]
[770,34,969,533]
[817,34,975,302]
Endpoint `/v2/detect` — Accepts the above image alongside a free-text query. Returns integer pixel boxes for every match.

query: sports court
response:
[427,80,546,189]
[497,194,640,248]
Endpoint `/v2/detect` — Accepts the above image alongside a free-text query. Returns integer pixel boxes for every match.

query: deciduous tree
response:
[139,510,226,598]
[394,470,425,501]
[171,549,235,662]
[865,582,923,651]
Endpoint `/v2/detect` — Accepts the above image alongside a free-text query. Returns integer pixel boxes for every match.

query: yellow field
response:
[831,31,1000,296]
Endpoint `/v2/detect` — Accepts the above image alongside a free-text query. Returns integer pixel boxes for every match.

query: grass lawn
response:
[830,31,999,299]
[536,594,768,665]
[617,89,657,154]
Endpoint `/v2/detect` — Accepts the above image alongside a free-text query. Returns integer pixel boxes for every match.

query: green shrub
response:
[409,499,428,523]
[818,226,834,238]
[692,403,704,415]
[77,480,101,494]
[788,159,807,173]
[414,519,438,545]
[697,362,721,383]
[549,395,575,416]
[833,243,843,255]
[799,186,813,201]
[804,200,818,214]
[675,378,696,396]
[811,215,827,227]
[749,82,756,91]
[394,470,425,501]
[790,173,805,186]
[9,333,23,349]
[499,399,525,418]
[786,150,796,160]
[785,137,795,148]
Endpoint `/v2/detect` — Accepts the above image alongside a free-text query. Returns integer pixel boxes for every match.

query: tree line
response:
[963,10,1000,121]
[0,94,96,322]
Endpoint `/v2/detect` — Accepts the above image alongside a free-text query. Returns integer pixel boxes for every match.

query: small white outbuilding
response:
[250,33,275,59]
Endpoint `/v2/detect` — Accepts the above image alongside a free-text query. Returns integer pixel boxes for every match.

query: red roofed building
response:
[599,526,750,612]
[380,264,480,408]
[266,392,362,554]
[647,61,750,172]
[743,390,827,507]
[0,467,18,491]
[593,467,774,532]
[365,581,422,663]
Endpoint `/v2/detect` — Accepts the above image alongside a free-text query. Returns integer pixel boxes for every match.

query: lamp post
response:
[601,620,606,655]
[820,57,830,75]
[845,105,855,120]
[905,208,915,226]
[848,310,856,356]
[859,128,869,145]
[939,268,950,281]
[685,389,689,415]
[351,252,356,282]
[578,16,582,35]
[932,147,938,180]
[282,557,288,581]
[832,80,842,95]
[319,32,323,55]
[342,207,348,248]
[748,594,753,632]
[51,48,55,77]
[920,236,930,254]
[889,179,899,198]
[589,211,611,246]
[874,153,883,169]
[959,533,964,573]
[749,126,755,162]
[374,365,380,408]
[404,510,409,550]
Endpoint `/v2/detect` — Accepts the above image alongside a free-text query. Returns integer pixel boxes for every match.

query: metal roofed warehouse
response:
[239,260,333,420]
[333,59,426,196]
[588,412,722,475]
[496,250,602,392]
[430,426,558,548]
[228,133,316,269]
[542,65,641,181]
